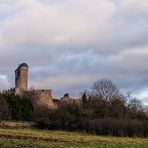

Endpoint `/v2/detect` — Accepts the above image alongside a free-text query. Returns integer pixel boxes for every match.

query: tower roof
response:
[16,63,28,70]
[19,63,28,67]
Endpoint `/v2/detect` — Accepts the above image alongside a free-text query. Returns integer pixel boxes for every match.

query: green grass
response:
[0,128,147,148]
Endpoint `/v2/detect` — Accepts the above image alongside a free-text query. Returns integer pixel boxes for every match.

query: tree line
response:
[0,92,33,121]
[36,79,148,137]
[0,79,148,137]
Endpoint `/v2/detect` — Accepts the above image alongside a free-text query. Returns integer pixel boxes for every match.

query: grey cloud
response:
[121,0,148,17]
[0,0,148,102]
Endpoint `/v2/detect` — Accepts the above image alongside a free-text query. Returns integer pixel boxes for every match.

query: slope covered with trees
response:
[0,92,33,121]
[36,79,148,137]
[0,79,148,137]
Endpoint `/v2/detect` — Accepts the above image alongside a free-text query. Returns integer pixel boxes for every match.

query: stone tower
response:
[15,63,28,95]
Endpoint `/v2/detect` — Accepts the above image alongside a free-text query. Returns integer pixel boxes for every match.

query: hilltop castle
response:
[14,63,79,110]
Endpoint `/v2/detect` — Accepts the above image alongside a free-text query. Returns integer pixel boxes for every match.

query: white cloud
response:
[0,75,10,90]
[0,0,117,48]
[0,0,148,102]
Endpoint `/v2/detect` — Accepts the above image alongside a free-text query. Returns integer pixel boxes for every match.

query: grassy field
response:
[0,128,147,148]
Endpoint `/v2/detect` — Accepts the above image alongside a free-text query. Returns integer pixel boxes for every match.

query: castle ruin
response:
[15,63,54,109]
[14,63,79,110]
[15,63,28,95]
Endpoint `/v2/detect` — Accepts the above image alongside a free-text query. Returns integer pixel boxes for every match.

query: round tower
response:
[15,63,28,95]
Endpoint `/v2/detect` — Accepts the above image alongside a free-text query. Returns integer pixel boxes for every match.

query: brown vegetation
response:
[36,79,148,137]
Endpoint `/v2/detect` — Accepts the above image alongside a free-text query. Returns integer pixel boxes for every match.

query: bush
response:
[0,93,34,121]
[36,103,148,137]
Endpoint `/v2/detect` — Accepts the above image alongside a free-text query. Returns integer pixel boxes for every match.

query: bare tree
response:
[90,79,126,118]
[128,98,144,119]
[92,79,121,101]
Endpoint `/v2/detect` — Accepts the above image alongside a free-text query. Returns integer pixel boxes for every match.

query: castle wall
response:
[28,90,54,110]
[14,63,80,111]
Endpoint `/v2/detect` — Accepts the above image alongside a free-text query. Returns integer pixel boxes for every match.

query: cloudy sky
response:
[0,0,148,103]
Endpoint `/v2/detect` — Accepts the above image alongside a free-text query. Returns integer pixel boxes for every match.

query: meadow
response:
[0,128,148,148]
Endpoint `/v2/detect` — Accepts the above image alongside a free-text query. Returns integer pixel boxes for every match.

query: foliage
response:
[36,79,148,137]
[0,92,34,121]
[0,79,148,137]
[0,95,9,120]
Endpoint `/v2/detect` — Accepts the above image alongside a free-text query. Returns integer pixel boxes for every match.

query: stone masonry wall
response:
[28,90,54,111]
[15,65,28,95]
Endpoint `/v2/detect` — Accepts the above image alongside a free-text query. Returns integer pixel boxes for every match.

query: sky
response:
[0,0,148,103]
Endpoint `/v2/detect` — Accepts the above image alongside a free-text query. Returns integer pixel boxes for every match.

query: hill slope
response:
[0,128,148,148]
